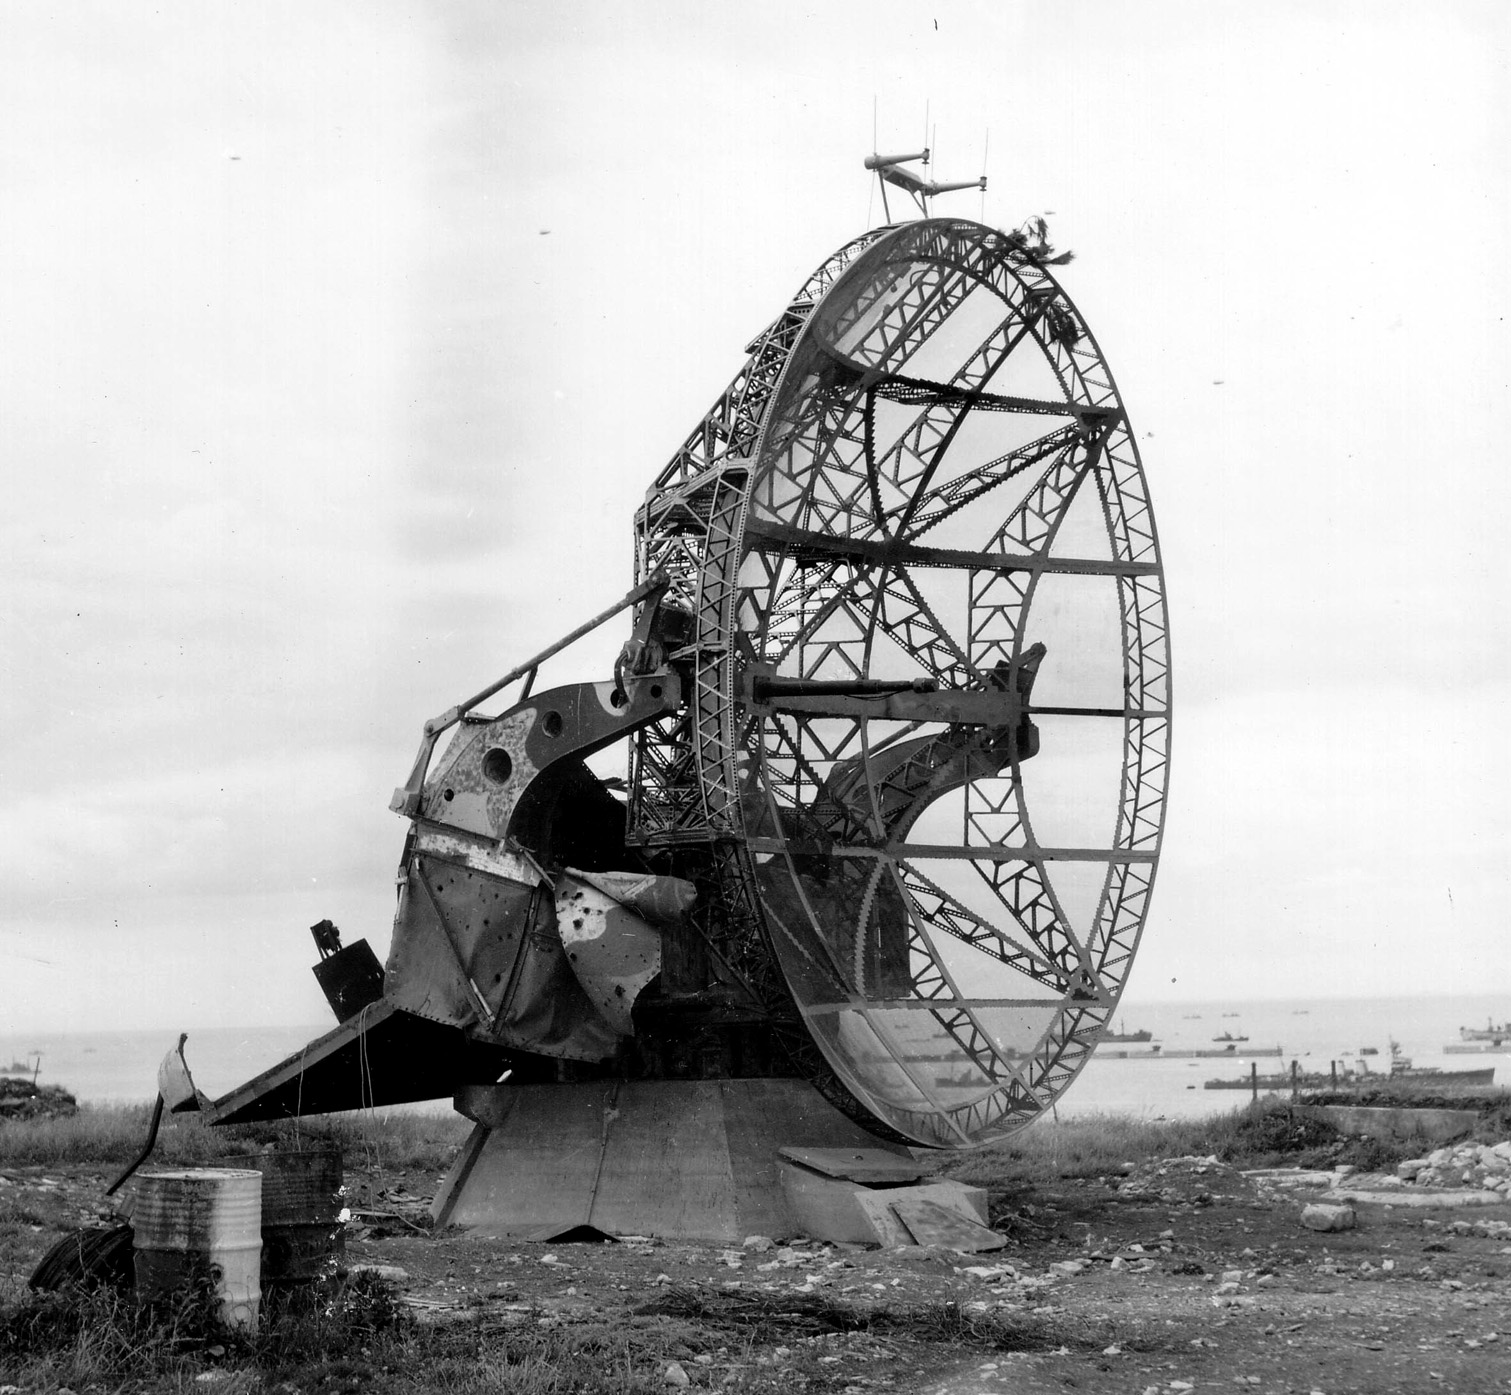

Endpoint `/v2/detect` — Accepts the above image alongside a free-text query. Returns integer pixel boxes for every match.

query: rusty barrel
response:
[133,1169,262,1330]
[226,1149,344,1288]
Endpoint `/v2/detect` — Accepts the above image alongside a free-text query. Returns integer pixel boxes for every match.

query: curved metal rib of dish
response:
[636,219,1169,1147]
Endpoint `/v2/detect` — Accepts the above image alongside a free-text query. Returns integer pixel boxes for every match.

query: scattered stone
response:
[1301,1204,1356,1233]
[1389,1138,1511,1191]
[664,1361,691,1387]
[742,1235,774,1250]
[963,1263,1015,1280]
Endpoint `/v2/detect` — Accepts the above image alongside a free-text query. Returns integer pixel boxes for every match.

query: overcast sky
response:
[3,1,1508,1034]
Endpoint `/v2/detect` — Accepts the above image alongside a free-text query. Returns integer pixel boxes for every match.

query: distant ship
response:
[1374,1040,1493,1085]
[1212,1031,1249,1043]
[1460,1019,1511,1044]
[1101,1021,1155,1043]
[1205,1051,1495,1091]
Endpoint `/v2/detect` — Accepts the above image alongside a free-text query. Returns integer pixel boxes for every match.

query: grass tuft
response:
[3,1272,696,1393]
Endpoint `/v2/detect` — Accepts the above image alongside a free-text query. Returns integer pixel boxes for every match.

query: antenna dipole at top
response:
[865,147,985,221]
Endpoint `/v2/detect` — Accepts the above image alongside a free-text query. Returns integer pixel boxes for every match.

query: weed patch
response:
[1222,1103,1340,1164]
[943,1107,1264,1191]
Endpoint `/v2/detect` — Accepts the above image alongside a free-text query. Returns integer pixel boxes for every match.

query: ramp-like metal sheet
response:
[206,1002,510,1125]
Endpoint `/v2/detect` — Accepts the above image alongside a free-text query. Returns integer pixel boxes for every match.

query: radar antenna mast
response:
[865,147,986,220]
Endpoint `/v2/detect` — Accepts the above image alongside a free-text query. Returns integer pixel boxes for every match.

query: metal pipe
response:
[865,150,929,170]
[391,571,669,816]
[105,1093,164,1197]
[429,570,670,737]
[753,676,937,699]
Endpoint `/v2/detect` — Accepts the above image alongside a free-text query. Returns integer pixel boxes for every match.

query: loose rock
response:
[1301,1203,1356,1232]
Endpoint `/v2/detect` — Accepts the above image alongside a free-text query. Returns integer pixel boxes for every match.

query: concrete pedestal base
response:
[432,1078,908,1242]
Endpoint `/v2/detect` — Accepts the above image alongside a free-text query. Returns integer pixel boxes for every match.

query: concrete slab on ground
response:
[433,1078,906,1241]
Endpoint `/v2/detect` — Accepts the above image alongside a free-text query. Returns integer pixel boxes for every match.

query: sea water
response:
[2,992,1506,1123]
[1059,992,1510,1121]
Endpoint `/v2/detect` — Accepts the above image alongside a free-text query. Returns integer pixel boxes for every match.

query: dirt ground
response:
[4,1153,1511,1394]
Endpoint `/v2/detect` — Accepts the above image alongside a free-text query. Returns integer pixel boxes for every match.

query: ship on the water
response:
[1206,1062,1495,1091]
[1211,1031,1249,1043]
[1,1053,40,1080]
[1205,1041,1495,1091]
[1101,1021,1155,1044]
[1460,1019,1511,1044]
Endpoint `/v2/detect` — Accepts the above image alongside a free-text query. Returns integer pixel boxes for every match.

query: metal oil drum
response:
[226,1149,344,1288]
[132,1169,262,1330]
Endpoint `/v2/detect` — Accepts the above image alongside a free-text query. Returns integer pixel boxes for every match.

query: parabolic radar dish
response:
[186,212,1169,1180]
[630,216,1170,1146]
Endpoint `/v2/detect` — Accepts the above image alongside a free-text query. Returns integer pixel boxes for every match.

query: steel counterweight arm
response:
[390,571,671,817]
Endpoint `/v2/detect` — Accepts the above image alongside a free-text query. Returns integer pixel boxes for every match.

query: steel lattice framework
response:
[630,218,1169,1147]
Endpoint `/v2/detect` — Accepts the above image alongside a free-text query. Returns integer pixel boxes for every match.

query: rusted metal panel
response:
[554,870,693,1035]
[387,852,622,1061]
[419,677,680,857]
